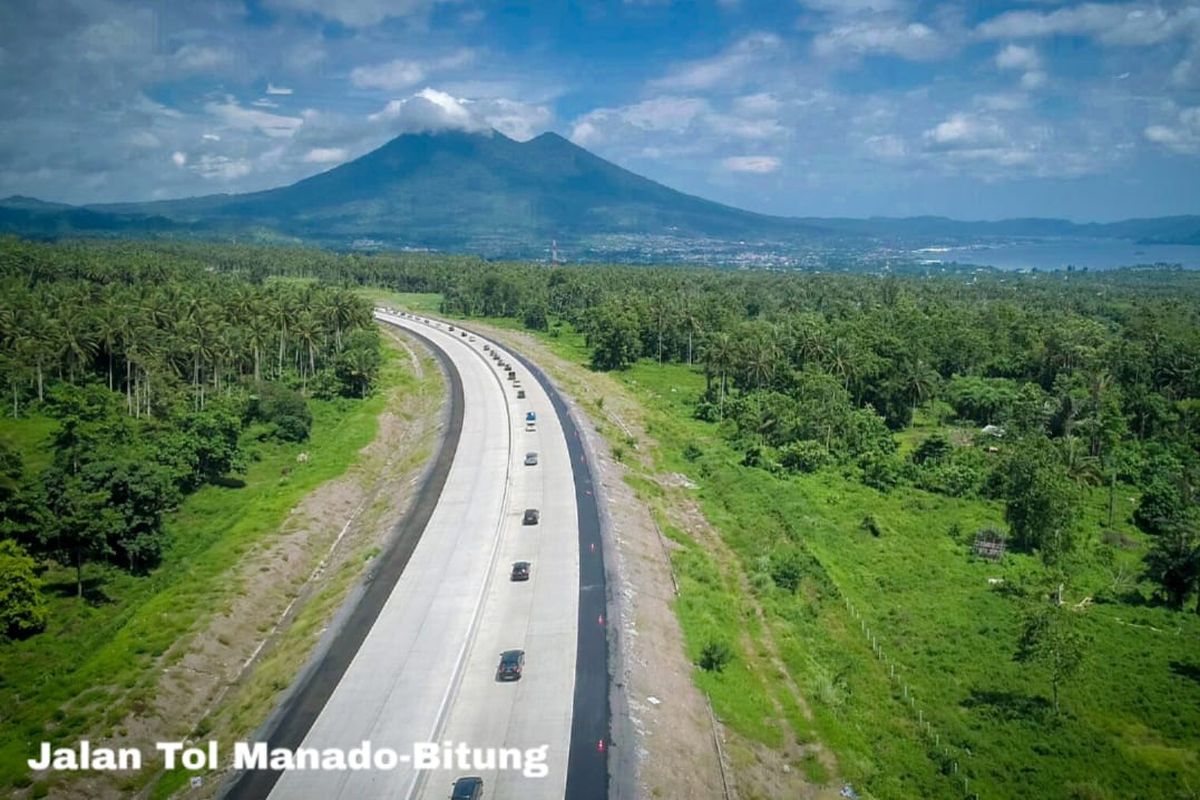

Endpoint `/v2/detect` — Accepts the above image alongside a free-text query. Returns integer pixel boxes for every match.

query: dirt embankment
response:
[468,325,730,799]
[473,323,843,800]
[32,328,444,800]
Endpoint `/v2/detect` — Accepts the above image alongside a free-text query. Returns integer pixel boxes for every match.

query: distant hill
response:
[3,129,1199,254]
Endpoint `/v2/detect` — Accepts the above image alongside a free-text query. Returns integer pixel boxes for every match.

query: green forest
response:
[0,238,382,630]
[1,237,1198,798]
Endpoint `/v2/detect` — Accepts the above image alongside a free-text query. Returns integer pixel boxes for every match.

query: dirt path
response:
[30,328,445,800]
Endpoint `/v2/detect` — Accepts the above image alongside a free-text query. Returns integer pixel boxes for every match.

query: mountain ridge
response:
[3,129,1199,252]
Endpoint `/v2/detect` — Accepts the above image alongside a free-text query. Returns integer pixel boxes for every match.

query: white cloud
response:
[649,33,781,91]
[976,4,1200,47]
[172,43,236,72]
[1020,70,1048,89]
[800,0,908,14]
[128,130,160,148]
[303,147,347,163]
[1144,106,1200,154]
[266,83,293,95]
[263,0,451,28]
[863,134,907,161]
[205,98,304,138]
[171,151,187,167]
[733,92,782,116]
[202,133,221,141]
[351,50,476,92]
[352,59,426,91]
[925,113,1008,149]
[368,87,550,140]
[995,43,1041,71]
[814,21,951,61]
[721,155,781,173]
[472,97,553,141]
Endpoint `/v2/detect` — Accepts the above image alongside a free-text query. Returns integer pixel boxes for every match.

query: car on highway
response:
[511,561,531,581]
[524,452,538,466]
[525,421,536,432]
[450,776,483,800]
[522,508,539,525]
[497,649,525,681]
[517,389,526,398]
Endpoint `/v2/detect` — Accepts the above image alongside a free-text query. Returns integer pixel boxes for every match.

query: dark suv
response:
[451,776,483,800]
[522,508,540,525]
[511,561,531,581]
[497,649,525,681]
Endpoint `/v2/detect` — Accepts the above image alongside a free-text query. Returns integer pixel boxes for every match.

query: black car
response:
[517,389,526,399]
[524,452,538,466]
[511,561,531,581]
[451,776,483,800]
[497,649,525,681]
[522,508,540,525]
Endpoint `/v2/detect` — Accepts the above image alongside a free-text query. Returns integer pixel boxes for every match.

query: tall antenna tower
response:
[551,239,561,264]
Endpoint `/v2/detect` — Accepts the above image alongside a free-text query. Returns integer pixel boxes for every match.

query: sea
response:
[912,239,1200,272]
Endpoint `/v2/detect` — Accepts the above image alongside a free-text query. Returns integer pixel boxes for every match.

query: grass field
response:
[372,295,1200,798]
[611,354,1200,799]
[0,339,417,793]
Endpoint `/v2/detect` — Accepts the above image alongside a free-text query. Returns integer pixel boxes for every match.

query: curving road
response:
[224,311,607,800]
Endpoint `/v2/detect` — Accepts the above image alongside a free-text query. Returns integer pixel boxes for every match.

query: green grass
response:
[608,356,1200,800]
[359,300,1200,797]
[0,344,415,792]
[459,310,1200,799]
[357,289,444,314]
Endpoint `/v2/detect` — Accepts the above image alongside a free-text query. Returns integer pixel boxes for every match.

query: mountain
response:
[84,130,817,251]
[3,129,1200,254]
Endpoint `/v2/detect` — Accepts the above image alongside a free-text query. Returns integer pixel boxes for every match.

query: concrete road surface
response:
[250,312,580,800]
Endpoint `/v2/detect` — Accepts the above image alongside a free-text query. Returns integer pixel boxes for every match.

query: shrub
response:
[0,539,48,640]
[912,432,953,465]
[682,442,703,461]
[860,451,903,491]
[770,549,806,592]
[780,440,832,473]
[698,640,733,672]
[861,514,886,538]
[249,381,312,442]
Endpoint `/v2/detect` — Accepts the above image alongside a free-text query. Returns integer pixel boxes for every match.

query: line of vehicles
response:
[375,309,556,800]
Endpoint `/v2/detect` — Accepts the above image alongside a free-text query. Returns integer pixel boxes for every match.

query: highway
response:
[225,311,606,800]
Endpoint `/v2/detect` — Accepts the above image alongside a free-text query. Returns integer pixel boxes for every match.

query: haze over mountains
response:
[2,129,1199,259]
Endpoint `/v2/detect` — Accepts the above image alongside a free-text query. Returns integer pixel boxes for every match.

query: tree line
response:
[0,238,383,639]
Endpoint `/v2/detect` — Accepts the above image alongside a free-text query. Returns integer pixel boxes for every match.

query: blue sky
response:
[1,0,1198,220]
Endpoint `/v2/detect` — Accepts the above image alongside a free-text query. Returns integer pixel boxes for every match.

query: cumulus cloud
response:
[368,87,551,140]
[813,20,952,61]
[266,83,293,95]
[649,33,781,91]
[721,155,781,173]
[352,59,426,91]
[263,0,452,28]
[351,50,475,92]
[925,112,1008,149]
[303,147,347,163]
[171,151,187,167]
[173,43,236,72]
[995,43,1040,71]
[1144,106,1200,153]
[205,98,304,138]
[976,3,1200,47]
